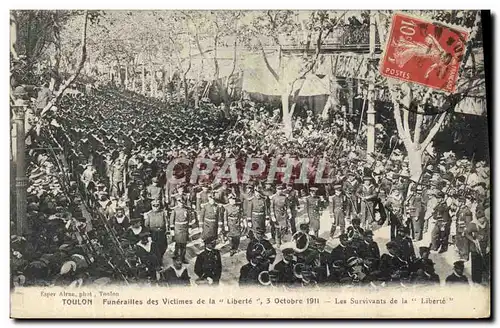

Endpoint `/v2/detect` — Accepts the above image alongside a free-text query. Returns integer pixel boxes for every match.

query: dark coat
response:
[160,266,191,287]
[238,263,263,286]
[194,248,222,282]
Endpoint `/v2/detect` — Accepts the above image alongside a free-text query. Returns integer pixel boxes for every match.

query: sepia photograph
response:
[9,8,491,319]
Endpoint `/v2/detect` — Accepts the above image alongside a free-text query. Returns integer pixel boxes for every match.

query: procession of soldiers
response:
[11,82,490,289]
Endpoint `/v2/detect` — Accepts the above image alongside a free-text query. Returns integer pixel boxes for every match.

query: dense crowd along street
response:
[9,9,489,293]
[10,83,490,289]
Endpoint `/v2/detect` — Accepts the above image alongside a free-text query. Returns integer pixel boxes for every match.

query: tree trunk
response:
[194,81,200,109]
[141,62,146,95]
[149,63,155,98]
[40,11,89,117]
[281,92,292,139]
[183,78,189,106]
[162,65,167,101]
[125,64,129,90]
[408,147,423,181]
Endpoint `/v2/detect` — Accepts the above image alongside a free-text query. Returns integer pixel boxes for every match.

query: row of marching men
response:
[106,181,325,266]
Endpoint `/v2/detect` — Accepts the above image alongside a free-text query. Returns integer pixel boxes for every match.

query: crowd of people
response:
[11,83,490,289]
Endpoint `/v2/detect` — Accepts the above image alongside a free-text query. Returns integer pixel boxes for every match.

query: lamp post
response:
[366,11,376,155]
[12,85,28,236]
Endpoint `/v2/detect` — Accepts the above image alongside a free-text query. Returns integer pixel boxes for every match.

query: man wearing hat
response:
[330,234,356,265]
[445,261,469,285]
[223,194,243,256]
[385,185,405,240]
[379,241,408,284]
[241,183,255,236]
[455,195,473,261]
[144,199,169,266]
[239,246,269,287]
[194,236,222,286]
[409,184,426,241]
[273,248,298,288]
[412,246,431,272]
[356,176,378,230]
[328,183,348,239]
[246,227,276,266]
[313,237,332,284]
[109,206,130,236]
[125,217,147,245]
[285,184,300,235]
[196,183,211,213]
[249,185,270,237]
[409,259,440,286]
[465,210,490,284]
[304,187,326,237]
[358,230,380,260]
[270,185,291,247]
[159,255,191,287]
[394,226,416,263]
[430,192,451,253]
[200,193,221,243]
[169,197,190,264]
[135,230,160,279]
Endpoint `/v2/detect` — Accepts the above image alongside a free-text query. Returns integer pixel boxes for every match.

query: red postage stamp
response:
[380,13,469,93]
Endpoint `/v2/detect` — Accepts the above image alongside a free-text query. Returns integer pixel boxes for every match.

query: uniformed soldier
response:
[358,230,380,260]
[246,227,276,267]
[285,184,300,235]
[146,177,164,205]
[200,194,221,243]
[412,246,431,272]
[314,238,332,284]
[329,183,347,238]
[343,173,359,218]
[379,241,409,284]
[159,255,191,287]
[394,226,416,263]
[213,181,230,205]
[241,184,255,237]
[356,176,378,230]
[109,206,130,236]
[143,199,169,266]
[430,192,452,253]
[169,184,192,209]
[455,196,473,261]
[347,218,365,243]
[196,183,211,229]
[330,234,356,265]
[125,217,148,245]
[304,187,326,237]
[466,210,489,284]
[385,185,405,240]
[409,185,427,241]
[134,230,160,279]
[445,260,469,285]
[249,186,270,237]
[409,259,440,286]
[194,236,222,286]
[223,194,243,256]
[239,248,267,287]
[270,185,291,247]
[169,197,190,264]
[273,248,297,288]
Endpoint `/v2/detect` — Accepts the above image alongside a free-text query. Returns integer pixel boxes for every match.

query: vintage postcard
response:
[10,9,490,319]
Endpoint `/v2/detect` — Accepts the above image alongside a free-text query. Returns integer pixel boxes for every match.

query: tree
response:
[374,10,484,181]
[40,10,93,116]
[244,10,351,138]
[183,11,242,111]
